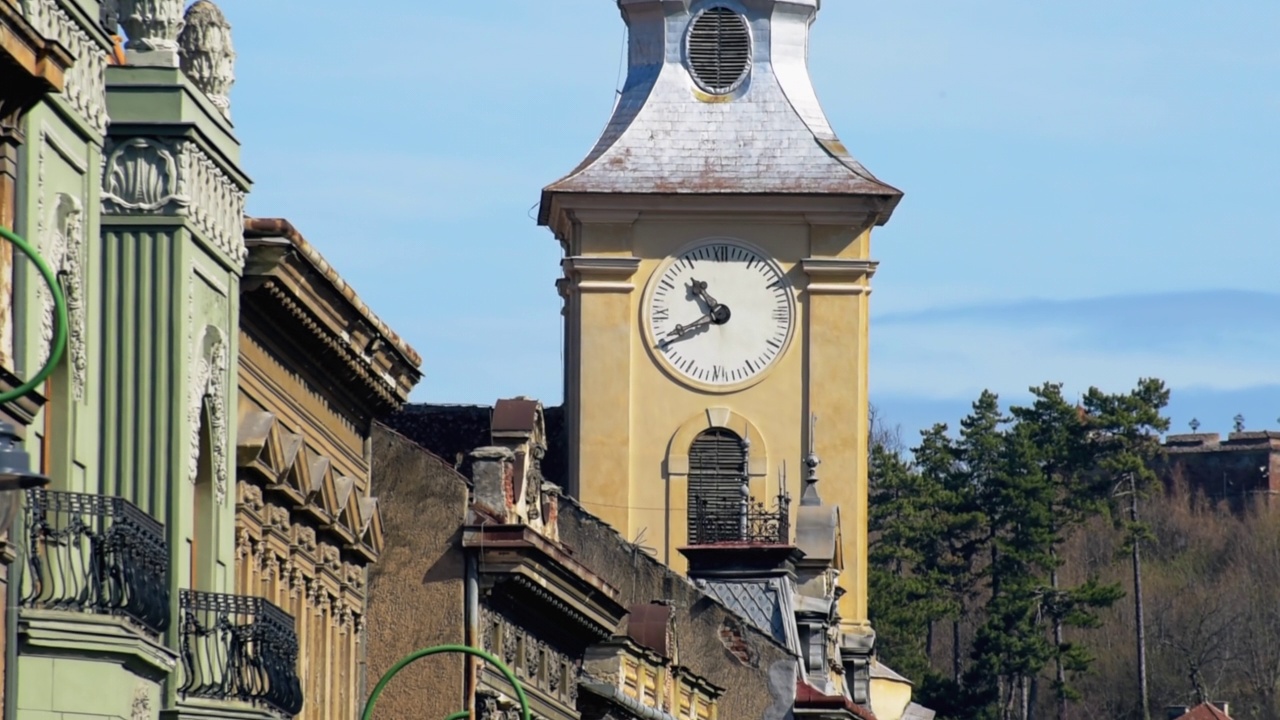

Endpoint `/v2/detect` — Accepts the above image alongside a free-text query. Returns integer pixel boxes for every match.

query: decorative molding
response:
[35,191,87,399]
[32,128,89,400]
[479,605,578,709]
[23,0,109,134]
[261,281,399,408]
[178,1,235,119]
[800,257,877,295]
[102,137,247,265]
[187,324,229,504]
[562,256,641,293]
[120,0,185,66]
[102,138,186,212]
[666,407,768,478]
[180,143,246,264]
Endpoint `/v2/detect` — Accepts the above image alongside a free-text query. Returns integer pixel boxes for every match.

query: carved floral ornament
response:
[102,137,247,265]
[24,0,109,133]
[187,324,229,504]
[120,0,186,55]
[34,186,88,401]
[178,1,235,118]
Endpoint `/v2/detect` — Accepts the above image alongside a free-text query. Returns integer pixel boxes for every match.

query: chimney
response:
[468,446,517,523]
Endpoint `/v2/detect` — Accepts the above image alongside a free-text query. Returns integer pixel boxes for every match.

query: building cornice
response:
[800,258,878,295]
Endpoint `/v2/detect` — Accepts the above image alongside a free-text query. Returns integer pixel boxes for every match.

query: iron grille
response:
[22,489,170,635]
[687,7,751,94]
[688,429,746,544]
[690,495,790,546]
[178,590,305,717]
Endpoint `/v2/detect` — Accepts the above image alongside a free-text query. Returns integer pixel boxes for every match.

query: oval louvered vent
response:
[686,7,751,94]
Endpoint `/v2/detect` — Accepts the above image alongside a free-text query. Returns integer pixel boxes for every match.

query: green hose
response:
[0,227,67,403]
[361,644,530,720]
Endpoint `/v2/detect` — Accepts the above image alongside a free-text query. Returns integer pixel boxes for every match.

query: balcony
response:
[178,590,304,717]
[681,493,796,578]
[21,488,170,635]
[689,495,791,546]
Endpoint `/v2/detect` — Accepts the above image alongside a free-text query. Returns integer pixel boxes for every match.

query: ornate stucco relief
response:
[23,0,109,134]
[187,323,229,504]
[33,131,89,400]
[130,683,154,720]
[119,0,185,62]
[178,1,235,119]
[102,137,247,265]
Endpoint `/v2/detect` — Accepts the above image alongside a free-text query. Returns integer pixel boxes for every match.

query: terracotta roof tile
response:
[1175,704,1232,720]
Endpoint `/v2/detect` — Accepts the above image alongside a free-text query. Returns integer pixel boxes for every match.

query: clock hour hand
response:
[689,279,720,308]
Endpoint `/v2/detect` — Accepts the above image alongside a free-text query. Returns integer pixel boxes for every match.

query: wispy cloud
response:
[872,290,1280,400]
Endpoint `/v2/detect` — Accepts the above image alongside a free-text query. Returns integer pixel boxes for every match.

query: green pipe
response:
[0,227,67,403]
[445,712,470,720]
[361,644,530,720]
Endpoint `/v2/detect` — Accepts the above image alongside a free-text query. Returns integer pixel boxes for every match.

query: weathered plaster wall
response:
[555,497,796,720]
[366,423,469,719]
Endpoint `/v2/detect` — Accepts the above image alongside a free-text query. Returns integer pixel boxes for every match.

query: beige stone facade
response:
[236,217,422,720]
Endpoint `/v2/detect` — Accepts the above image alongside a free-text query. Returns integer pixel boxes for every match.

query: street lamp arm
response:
[361,644,531,720]
[0,227,67,404]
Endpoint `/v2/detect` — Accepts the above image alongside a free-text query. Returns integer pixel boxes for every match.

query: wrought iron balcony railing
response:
[178,590,305,717]
[690,495,791,546]
[21,488,170,635]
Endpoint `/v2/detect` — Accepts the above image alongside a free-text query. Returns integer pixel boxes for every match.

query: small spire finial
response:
[1234,414,1246,433]
[802,414,822,506]
[1189,418,1200,432]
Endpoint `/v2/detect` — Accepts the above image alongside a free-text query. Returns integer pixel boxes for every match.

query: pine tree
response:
[1009,383,1124,719]
[1082,378,1171,720]
[869,440,949,680]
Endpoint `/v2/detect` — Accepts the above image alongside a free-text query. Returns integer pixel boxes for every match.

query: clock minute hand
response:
[667,313,715,339]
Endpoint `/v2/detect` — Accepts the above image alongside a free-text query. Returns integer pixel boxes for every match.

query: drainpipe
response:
[5,538,18,720]
[465,553,479,720]
[359,565,370,710]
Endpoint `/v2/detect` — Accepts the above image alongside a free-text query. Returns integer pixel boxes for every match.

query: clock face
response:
[644,239,795,389]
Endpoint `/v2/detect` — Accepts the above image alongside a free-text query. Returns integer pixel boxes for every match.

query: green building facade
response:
[9,1,301,718]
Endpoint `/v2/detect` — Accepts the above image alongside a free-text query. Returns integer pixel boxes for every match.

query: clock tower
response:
[537,0,901,639]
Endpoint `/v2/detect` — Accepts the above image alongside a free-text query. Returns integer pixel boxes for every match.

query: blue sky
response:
[217,0,1278,442]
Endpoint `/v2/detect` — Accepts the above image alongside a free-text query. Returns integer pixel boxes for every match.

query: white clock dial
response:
[645,239,795,388]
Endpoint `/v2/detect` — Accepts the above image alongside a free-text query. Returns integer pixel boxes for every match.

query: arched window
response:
[687,428,746,543]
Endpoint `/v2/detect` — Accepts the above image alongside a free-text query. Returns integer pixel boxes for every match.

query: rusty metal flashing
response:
[794,679,878,720]
[625,602,672,657]
[491,398,540,435]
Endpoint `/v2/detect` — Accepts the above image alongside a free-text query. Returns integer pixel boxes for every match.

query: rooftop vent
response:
[686,7,751,94]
